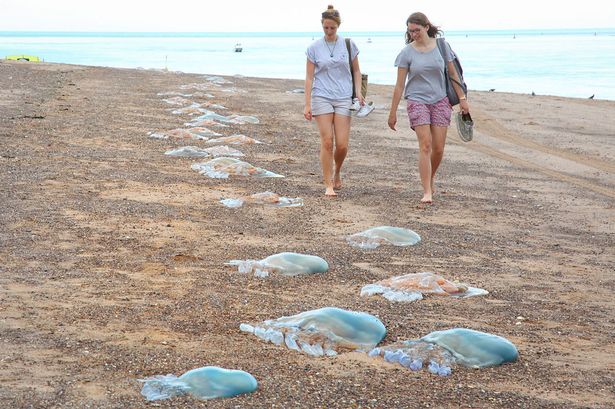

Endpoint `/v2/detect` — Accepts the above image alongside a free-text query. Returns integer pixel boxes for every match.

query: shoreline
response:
[1,60,614,408]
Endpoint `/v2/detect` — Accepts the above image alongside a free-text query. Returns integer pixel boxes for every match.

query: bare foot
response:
[325,187,337,197]
[333,173,342,190]
[420,194,433,204]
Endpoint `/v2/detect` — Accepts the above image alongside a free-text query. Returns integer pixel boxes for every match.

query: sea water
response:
[1,29,614,100]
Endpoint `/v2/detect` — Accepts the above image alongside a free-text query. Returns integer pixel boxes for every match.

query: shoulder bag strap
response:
[437,38,462,87]
[345,38,356,99]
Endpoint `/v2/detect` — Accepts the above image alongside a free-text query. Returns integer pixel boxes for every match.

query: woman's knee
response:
[320,139,334,153]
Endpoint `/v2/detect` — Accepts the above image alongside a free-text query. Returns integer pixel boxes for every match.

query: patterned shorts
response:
[407,97,452,130]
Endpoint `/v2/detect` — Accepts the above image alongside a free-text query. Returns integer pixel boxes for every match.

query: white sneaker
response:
[350,98,361,111]
[356,102,374,118]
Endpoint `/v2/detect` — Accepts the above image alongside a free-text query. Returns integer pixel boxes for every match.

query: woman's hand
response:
[304,106,312,121]
[460,99,470,114]
[388,113,397,131]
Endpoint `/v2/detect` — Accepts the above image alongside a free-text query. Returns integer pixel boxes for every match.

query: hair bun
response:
[327,4,334,9]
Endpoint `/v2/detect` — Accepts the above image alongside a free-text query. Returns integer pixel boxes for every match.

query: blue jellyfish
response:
[227,252,328,277]
[240,307,386,356]
[421,328,519,368]
[139,366,257,401]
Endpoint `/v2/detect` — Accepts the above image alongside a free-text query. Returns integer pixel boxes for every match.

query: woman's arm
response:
[351,56,364,105]
[388,67,408,131]
[304,59,315,120]
[447,60,470,114]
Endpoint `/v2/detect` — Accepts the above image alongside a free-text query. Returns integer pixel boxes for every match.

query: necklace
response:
[324,37,337,58]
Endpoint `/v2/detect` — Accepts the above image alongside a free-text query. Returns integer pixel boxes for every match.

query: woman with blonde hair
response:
[388,12,470,204]
[304,5,365,197]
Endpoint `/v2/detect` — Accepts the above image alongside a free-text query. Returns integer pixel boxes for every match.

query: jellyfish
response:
[346,226,421,249]
[162,96,192,105]
[204,75,233,85]
[148,127,219,141]
[421,328,519,368]
[139,366,257,401]
[191,157,283,179]
[368,328,518,374]
[226,115,260,124]
[220,191,303,208]
[207,134,262,145]
[203,145,244,158]
[360,272,488,302]
[185,119,228,128]
[240,307,386,356]
[171,103,205,115]
[165,146,211,158]
[227,252,327,278]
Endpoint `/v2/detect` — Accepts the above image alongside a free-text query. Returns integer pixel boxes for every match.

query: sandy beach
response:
[1,60,614,408]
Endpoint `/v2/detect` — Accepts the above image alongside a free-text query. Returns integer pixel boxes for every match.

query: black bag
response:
[436,38,467,106]
[345,38,368,98]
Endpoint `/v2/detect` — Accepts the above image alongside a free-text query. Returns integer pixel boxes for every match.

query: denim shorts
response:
[311,96,352,117]
[407,97,452,130]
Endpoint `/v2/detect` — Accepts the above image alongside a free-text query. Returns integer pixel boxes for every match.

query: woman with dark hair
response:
[388,12,470,204]
[304,5,365,197]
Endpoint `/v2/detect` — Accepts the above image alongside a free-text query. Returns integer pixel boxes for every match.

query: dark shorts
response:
[407,97,452,130]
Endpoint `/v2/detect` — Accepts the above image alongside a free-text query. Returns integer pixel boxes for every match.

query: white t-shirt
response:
[306,36,359,100]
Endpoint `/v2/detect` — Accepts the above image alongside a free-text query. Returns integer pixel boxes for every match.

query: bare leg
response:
[315,114,336,196]
[332,113,350,189]
[415,125,433,203]
[430,125,448,197]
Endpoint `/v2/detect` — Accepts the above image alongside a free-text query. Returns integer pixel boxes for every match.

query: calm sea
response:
[2,29,614,100]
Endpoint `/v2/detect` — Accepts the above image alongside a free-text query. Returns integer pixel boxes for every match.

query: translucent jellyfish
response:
[207,134,262,145]
[346,226,421,249]
[179,83,213,91]
[220,191,303,208]
[368,328,518,373]
[157,91,192,97]
[162,96,191,105]
[165,146,211,158]
[171,103,205,115]
[148,128,219,141]
[139,366,257,401]
[193,110,231,123]
[227,252,327,278]
[368,340,456,376]
[421,328,519,368]
[201,101,227,110]
[185,119,229,128]
[192,92,215,99]
[203,145,244,157]
[360,272,488,302]
[226,115,259,124]
[240,307,386,356]
[191,157,283,179]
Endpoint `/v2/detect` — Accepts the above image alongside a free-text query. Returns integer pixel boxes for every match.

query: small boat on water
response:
[6,55,42,62]
[234,43,243,52]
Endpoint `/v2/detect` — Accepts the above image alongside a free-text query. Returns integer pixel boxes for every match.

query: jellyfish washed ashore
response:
[165,145,244,158]
[227,252,327,278]
[191,157,283,179]
[207,134,262,145]
[220,191,303,208]
[190,110,259,125]
[139,366,257,401]
[360,272,488,302]
[240,307,386,356]
[368,328,519,376]
[148,127,221,140]
[347,226,421,249]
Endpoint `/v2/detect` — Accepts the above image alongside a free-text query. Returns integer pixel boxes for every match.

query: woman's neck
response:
[325,35,337,42]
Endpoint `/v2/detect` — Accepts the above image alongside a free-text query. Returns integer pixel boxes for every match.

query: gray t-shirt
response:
[394,41,453,104]
[306,36,359,99]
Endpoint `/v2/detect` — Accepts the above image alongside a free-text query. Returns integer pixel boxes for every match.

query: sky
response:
[2,0,614,32]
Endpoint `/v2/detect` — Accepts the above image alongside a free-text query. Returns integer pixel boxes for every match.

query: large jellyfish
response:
[360,272,488,302]
[207,134,262,145]
[171,103,205,115]
[347,226,421,249]
[191,157,282,179]
[166,145,244,158]
[240,307,386,356]
[162,96,191,105]
[148,127,220,140]
[368,328,518,375]
[139,366,257,401]
[227,252,327,278]
[220,191,303,208]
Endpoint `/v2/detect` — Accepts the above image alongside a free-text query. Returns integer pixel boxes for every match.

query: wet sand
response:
[1,60,614,408]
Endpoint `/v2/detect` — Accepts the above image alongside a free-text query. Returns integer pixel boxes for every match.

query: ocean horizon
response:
[3,28,615,100]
